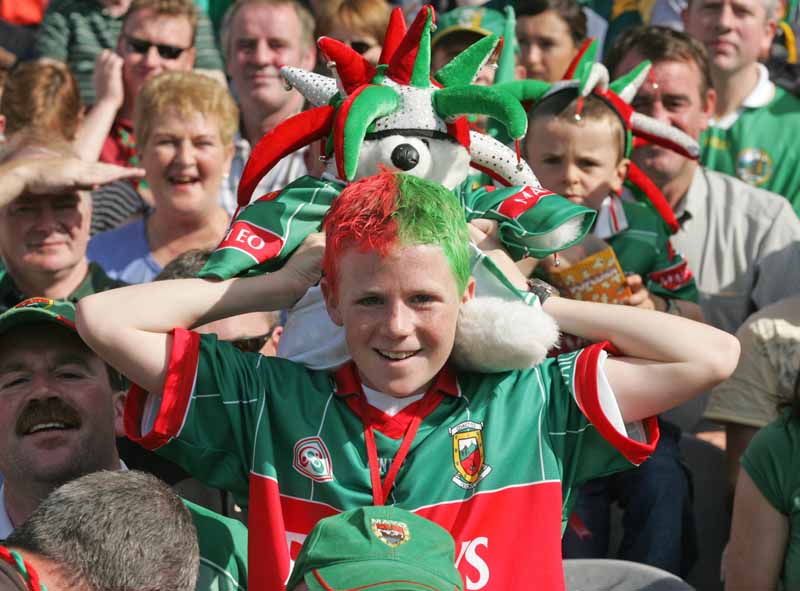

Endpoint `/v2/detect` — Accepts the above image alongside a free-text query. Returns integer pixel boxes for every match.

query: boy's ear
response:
[462,277,476,304]
[320,277,343,326]
[113,391,126,437]
[612,158,630,194]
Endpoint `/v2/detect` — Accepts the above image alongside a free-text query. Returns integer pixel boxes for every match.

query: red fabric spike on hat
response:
[379,7,407,65]
[318,37,377,94]
[386,5,432,84]
[237,106,335,206]
[563,38,593,80]
[626,161,679,233]
[447,117,471,149]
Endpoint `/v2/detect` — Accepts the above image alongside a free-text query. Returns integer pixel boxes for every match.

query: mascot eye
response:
[390,144,420,171]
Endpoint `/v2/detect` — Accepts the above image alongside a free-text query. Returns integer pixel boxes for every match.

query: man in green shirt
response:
[0,133,144,314]
[684,0,800,214]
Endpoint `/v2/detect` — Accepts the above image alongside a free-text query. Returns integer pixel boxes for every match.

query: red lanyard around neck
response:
[349,391,443,506]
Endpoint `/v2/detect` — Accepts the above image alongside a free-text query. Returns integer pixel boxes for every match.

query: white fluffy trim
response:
[522,216,584,252]
[451,296,560,372]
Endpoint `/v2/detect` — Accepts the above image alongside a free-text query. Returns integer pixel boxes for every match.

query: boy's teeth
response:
[380,351,416,360]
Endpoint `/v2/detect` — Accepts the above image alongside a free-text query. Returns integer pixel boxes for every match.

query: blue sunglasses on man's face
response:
[125,35,191,59]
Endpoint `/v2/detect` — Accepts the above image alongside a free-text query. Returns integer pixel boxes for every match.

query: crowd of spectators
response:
[0,0,799,590]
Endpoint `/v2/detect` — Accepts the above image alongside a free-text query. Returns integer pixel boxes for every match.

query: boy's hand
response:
[468,219,528,290]
[282,232,325,300]
[623,274,664,311]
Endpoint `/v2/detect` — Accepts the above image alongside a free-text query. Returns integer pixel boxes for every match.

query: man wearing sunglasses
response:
[75,0,216,171]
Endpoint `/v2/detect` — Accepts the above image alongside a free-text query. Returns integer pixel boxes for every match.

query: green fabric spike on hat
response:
[609,60,652,103]
[434,34,500,87]
[410,8,434,88]
[434,85,529,138]
[493,79,552,104]
[341,85,400,179]
[574,41,599,97]
[495,6,518,85]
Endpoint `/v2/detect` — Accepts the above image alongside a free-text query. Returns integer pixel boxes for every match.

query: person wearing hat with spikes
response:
[286,506,463,591]
[0,297,249,591]
[524,39,703,576]
[78,168,739,591]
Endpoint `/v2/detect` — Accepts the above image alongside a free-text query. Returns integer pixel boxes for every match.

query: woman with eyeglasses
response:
[87,71,235,284]
[315,0,392,66]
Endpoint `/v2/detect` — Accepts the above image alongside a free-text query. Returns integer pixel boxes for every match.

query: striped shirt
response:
[36,0,224,105]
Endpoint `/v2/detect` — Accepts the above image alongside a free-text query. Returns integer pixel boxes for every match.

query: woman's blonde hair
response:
[134,71,239,149]
[1,59,82,140]
[316,0,392,45]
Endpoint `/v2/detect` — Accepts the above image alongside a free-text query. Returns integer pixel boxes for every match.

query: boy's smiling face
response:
[527,116,629,211]
[322,243,474,398]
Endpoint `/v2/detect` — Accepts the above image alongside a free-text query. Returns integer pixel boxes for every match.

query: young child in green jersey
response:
[527,90,701,317]
[75,171,738,591]
[527,90,703,573]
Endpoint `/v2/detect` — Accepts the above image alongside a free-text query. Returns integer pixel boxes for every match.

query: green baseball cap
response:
[0,298,77,336]
[285,506,464,591]
[432,6,506,47]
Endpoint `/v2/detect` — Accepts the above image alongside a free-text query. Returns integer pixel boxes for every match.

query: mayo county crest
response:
[736,148,772,186]
[371,519,411,547]
[448,421,491,489]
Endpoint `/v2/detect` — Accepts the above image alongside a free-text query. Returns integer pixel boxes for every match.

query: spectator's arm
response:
[74,50,124,162]
[0,157,144,208]
[35,4,70,60]
[75,233,324,393]
[544,295,739,423]
[752,200,800,309]
[724,469,786,590]
[725,424,759,492]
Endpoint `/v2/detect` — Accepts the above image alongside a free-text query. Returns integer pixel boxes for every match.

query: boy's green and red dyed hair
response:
[323,171,470,296]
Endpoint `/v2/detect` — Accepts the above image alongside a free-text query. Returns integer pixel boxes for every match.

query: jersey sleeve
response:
[740,413,800,515]
[124,328,272,498]
[646,237,699,303]
[545,342,660,489]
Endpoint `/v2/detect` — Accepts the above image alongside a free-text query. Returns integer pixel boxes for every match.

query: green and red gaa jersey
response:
[700,67,800,217]
[186,500,248,591]
[126,330,658,591]
[607,195,698,303]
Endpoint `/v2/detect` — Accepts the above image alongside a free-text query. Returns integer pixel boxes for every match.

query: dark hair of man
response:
[603,26,713,99]
[529,92,627,161]
[5,470,199,591]
[155,248,212,280]
[514,0,587,45]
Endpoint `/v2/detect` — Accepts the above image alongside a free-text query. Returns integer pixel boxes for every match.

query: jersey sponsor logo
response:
[496,186,553,219]
[371,518,410,547]
[449,421,492,489]
[456,537,491,590]
[736,148,772,186]
[292,436,334,482]
[216,220,285,264]
[648,259,693,291]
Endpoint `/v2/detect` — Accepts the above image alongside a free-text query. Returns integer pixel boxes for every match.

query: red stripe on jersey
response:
[124,328,200,449]
[572,342,659,465]
[648,259,693,292]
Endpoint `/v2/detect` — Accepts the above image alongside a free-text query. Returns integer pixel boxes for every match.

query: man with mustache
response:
[219,0,317,213]
[683,0,800,215]
[0,298,248,591]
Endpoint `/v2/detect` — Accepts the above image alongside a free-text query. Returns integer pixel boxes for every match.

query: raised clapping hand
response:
[93,50,125,110]
[282,232,326,301]
[467,218,530,290]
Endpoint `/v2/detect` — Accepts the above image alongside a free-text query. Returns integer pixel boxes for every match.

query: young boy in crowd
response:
[526,90,703,574]
[76,171,738,591]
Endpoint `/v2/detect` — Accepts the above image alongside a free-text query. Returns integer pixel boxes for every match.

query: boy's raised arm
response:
[76,234,325,393]
[543,296,740,422]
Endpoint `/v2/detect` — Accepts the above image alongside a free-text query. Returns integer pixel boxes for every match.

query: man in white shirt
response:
[219,0,317,213]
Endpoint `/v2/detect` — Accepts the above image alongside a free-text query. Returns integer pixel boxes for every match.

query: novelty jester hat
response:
[502,39,701,233]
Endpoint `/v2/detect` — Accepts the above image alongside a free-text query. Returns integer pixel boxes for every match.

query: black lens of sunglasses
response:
[127,36,186,59]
